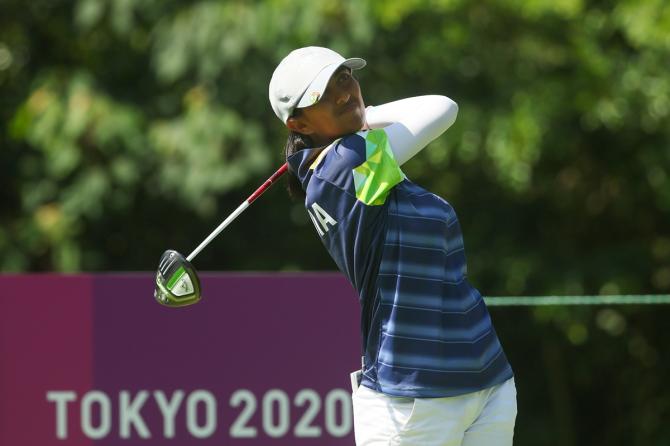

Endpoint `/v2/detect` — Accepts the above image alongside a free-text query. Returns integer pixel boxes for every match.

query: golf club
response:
[154,163,288,307]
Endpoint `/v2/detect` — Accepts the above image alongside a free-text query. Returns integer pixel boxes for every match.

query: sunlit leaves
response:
[614,0,670,50]
[7,73,146,270]
[149,86,269,215]
[2,0,669,291]
[151,0,374,84]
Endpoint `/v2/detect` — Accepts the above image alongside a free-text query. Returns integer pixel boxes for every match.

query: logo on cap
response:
[309,91,321,105]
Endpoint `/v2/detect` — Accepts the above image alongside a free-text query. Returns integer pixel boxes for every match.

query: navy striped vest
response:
[287,129,513,397]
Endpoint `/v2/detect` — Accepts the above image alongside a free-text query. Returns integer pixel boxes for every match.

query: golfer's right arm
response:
[364,95,458,166]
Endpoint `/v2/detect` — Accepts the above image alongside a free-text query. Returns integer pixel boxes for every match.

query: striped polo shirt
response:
[287,129,513,398]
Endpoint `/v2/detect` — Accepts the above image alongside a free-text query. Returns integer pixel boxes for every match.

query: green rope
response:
[484,295,670,306]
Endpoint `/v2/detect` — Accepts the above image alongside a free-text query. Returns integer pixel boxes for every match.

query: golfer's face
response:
[298,67,365,142]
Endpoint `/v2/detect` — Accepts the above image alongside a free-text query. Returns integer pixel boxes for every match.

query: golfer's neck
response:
[310,133,339,148]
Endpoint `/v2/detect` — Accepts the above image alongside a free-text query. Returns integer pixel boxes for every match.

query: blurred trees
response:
[1,0,670,444]
[1,0,668,290]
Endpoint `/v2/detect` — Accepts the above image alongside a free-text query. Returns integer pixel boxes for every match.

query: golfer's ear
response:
[286,116,314,135]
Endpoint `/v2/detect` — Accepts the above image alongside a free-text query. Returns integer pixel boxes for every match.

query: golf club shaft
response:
[186,163,289,262]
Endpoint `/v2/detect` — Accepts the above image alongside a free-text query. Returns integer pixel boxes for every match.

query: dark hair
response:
[284,109,326,200]
[284,130,312,199]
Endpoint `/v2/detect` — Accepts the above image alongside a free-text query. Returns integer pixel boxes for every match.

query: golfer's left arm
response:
[364,95,458,166]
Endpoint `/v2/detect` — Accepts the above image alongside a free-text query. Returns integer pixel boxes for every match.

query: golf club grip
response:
[247,163,288,204]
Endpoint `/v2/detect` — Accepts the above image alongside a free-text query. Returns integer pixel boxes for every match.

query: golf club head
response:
[154,249,202,307]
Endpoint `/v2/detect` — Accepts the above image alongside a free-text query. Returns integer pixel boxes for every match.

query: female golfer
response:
[269,46,517,446]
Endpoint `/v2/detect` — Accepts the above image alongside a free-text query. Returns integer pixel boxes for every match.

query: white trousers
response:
[351,378,517,446]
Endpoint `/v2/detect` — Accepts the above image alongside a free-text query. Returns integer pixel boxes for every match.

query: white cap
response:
[269,46,366,123]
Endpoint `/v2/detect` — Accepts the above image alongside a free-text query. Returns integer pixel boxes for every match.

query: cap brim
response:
[296,57,367,108]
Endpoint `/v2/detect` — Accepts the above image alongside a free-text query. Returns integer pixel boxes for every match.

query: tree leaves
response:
[2,0,668,287]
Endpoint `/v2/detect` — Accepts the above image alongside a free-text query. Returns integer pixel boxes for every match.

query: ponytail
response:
[284,108,331,200]
[284,130,312,199]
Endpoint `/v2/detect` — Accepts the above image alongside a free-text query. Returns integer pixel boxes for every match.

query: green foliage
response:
[149,85,270,214]
[1,1,669,442]
[1,0,668,282]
